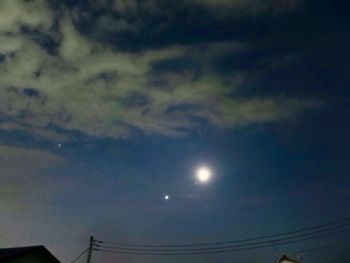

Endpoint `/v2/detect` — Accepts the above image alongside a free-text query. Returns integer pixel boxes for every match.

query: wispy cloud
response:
[94,0,302,17]
[187,0,302,15]
[85,0,303,34]
[0,0,53,33]
[0,0,315,142]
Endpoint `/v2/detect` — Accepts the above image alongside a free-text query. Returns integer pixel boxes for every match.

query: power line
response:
[0,233,17,246]
[88,217,350,257]
[97,217,350,248]
[69,248,89,263]
[93,229,346,256]
[0,225,18,246]
[294,238,350,254]
[93,227,350,255]
[95,223,350,252]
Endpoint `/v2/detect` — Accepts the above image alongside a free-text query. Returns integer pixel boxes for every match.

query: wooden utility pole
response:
[87,236,94,263]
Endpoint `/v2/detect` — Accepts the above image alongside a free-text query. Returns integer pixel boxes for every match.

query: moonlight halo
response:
[196,166,212,184]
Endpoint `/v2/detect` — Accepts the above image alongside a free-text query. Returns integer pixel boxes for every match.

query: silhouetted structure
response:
[278,254,301,263]
[0,246,60,263]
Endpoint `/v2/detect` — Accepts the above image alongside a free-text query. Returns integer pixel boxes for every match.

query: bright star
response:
[164,194,170,200]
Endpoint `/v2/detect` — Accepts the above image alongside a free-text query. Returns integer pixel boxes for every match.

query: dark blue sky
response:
[0,0,349,262]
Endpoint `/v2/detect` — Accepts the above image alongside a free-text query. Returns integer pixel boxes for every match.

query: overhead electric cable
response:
[294,238,350,254]
[96,217,350,248]
[70,248,89,263]
[94,228,350,255]
[0,225,18,246]
[95,223,350,252]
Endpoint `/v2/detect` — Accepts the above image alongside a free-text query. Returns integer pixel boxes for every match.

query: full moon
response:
[196,166,212,183]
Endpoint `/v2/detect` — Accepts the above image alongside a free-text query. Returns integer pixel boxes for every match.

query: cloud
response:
[84,0,303,36]
[0,145,66,210]
[187,0,302,14]
[95,0,162,17]
[0,0,53,33]
[0,0,316,142]
[93,16,140,34]
[94,0,302,18]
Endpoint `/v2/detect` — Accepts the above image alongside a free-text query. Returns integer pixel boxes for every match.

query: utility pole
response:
[87,236,94,263]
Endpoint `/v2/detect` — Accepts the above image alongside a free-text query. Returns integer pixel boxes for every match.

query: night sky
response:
[0,0,349,262]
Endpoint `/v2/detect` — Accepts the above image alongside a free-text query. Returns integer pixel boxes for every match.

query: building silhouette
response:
[0,246,60,263]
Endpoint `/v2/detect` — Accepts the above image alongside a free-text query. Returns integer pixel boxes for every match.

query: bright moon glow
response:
[196,167,212,183]
[164,195,170,200]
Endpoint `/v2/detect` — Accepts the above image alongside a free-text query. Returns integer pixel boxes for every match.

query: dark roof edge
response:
[0,245,61,263]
